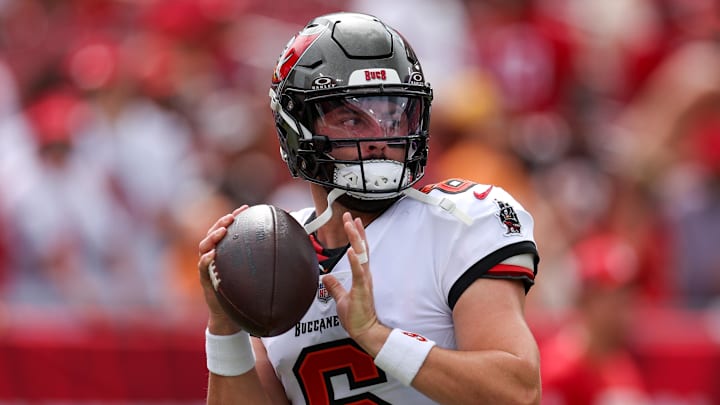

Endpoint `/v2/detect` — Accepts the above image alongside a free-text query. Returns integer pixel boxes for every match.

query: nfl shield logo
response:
[317,280,332,303]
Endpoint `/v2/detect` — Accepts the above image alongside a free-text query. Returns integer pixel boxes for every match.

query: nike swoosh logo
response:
[473,185,493,200]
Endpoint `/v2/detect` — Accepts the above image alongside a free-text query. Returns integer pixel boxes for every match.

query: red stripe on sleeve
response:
[487,263,535,280]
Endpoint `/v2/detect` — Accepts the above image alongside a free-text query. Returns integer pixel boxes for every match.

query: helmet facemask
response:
[308,94,428,199]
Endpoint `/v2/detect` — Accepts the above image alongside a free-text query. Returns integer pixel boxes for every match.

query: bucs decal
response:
[364,69,387,81]
[272,25,326,84]
[495,200,522,235]
[348,68,401,85]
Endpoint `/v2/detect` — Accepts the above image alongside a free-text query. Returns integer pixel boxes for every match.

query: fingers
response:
[343,212,372,295]
[343,212,368,267]
[206,205,249,236]
[197,207,251,325]
[355,242,368,265]
[335,213,379,340]
[231,206,248,217]
[207,213,234,236]
[199,227,228,258]
[198,206,249,281]
[200,205,249,253]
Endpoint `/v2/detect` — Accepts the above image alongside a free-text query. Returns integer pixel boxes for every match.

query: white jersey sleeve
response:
[418,179,538,308]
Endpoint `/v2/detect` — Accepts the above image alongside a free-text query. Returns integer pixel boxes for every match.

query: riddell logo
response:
[365,70,387,81]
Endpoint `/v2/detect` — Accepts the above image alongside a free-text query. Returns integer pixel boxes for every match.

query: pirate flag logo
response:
[495,200,522,235]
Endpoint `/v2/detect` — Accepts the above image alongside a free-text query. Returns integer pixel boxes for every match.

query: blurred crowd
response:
[0,0,719,401]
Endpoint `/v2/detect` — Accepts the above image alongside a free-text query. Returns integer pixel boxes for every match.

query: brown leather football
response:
[209,204,318,337]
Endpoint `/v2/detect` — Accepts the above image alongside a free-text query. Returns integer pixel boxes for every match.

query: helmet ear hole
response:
[283,94,296,112]
[279,145,298,177]
[297,155,317,177]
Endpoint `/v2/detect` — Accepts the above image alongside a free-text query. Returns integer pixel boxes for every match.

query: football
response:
[209,204,319,337]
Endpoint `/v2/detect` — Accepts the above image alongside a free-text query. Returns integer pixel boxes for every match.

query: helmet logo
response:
[348,68,401,85]
[365,70,387,81]
[272,25,326,84]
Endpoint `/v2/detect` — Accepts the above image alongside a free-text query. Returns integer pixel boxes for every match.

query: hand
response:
[323,212,384,350]
[198,205,249,335]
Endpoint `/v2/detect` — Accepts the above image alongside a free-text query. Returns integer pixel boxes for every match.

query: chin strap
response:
[303,188,347,235]
[402,187,474,226]
[303,186,474,234]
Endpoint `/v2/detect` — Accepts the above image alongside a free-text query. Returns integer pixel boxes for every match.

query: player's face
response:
[313,96,420,161]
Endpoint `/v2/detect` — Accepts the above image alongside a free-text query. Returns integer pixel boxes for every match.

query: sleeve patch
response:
[495,200,522,235]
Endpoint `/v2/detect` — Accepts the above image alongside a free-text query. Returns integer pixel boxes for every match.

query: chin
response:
[335,192,401,214]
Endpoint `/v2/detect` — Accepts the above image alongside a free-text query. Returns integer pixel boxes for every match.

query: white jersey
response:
[261,179,538,404]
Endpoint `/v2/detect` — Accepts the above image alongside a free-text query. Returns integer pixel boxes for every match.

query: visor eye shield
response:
[311,96,423,155]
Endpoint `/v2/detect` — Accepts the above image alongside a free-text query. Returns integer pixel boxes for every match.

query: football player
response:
[198,12,541,404]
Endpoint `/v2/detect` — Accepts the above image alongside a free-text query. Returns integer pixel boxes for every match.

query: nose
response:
[361,139,389,159]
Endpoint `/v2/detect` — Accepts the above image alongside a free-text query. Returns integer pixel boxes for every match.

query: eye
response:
[380,119,401,130]
[340,118,362,129]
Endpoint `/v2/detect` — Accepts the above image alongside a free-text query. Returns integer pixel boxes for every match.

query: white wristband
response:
[205,328,256,376]
[374,328,436,386]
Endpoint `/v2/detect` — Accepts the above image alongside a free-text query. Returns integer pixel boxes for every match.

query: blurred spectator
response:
[541,232,651,405]
[160,190,235,318]
[658,98,720,308]
[0,58,35,200]
[2,86,141,314]
[430,69,538,211]
[0,58,21,289]
[0,212,6,288]
[562,0,669,102]
[464,0,575,115]
[528,157,615,309]
[604,21,720,308]
[70,43,209,309]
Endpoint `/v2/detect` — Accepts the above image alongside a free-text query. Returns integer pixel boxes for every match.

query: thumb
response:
[322,275,347,301]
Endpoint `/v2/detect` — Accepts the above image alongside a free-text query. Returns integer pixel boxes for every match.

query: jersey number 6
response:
[293,338,390,404]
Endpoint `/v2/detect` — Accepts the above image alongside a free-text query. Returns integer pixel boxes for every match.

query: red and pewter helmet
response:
[269,12,433,203]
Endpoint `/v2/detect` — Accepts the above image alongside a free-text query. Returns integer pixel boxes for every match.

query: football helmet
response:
[270,12,433,202]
